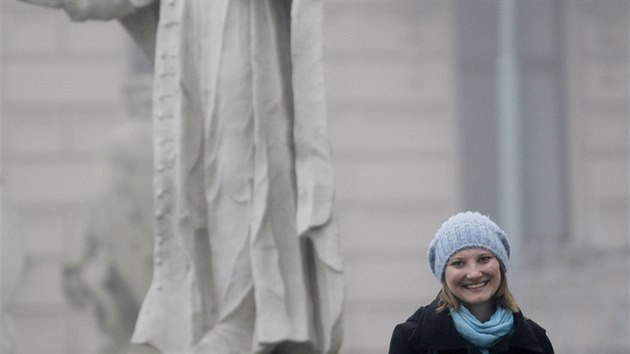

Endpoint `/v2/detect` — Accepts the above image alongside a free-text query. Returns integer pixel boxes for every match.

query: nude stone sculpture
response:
[63,117,158,354]
[18,1,344,353]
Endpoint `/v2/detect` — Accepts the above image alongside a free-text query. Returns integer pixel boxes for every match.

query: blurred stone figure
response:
[63,117,157,354]
[1,205,24,354]
[19,0,344,353]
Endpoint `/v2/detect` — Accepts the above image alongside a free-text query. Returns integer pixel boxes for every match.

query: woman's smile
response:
[463,281,488,290]
[444,248,501,312]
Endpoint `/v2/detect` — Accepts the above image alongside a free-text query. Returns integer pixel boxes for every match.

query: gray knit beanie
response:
[427,211,510,280]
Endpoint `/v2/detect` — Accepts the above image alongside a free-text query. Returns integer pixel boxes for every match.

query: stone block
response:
[64,19,131,55]
[338,208,445,255]
[3,161,97,205]
[588,158,628,200]
[325,60,452,103]
[3,115,63,156]
[343,256,436,303]
[13,312,68,354]
[68,309,105,353]
[590,202,629,248]
[334,158,458,202]
[13,261,66,306]
[329,108,455,154]
[586,114,628,152]
[2,4,62,54]
[3,60,125,104]
[324,4,420,55]
[342,304,414,354]
[18,211,65,256]
[324,1,451,55]
[62,115,124,156]
[62,209,92,258]
[582,60,628,102]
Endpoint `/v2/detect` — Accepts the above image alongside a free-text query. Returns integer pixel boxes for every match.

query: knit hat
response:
[427,211,510,280]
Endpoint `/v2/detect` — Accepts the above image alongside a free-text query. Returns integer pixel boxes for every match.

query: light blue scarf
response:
[450,305,514,354]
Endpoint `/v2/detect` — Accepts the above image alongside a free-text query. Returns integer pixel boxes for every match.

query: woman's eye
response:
[479,256,492,263]
[450,261,464,267]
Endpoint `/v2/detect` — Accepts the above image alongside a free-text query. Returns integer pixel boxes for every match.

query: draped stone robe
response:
[19,0,344,353]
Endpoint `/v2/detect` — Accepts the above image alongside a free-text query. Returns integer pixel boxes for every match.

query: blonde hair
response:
[436,265,519,313]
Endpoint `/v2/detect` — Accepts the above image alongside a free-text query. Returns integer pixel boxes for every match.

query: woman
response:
[389,211,554,354]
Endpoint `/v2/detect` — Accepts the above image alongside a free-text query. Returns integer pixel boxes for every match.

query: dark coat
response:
[389,297,554,354]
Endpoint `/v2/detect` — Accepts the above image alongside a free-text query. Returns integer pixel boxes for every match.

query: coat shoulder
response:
[388,306,427,354]
[524,317,555,354]
[524,317,546,334]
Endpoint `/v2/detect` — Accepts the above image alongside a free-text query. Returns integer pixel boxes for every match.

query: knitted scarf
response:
[449,305,514,354]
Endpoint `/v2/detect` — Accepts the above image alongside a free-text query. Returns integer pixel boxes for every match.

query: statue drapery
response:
[18,0,343,353]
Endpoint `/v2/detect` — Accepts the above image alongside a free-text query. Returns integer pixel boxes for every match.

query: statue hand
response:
[60,0,136,21]
[19,0,137,21]
[19,0,64,9]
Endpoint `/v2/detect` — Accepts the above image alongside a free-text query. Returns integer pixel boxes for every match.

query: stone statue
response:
[1,202,24,354]
[63,116,157,354]
[18,1,344,353]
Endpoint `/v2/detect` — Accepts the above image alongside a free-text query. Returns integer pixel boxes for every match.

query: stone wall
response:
[565,1,628,250]
[323,2,461,353]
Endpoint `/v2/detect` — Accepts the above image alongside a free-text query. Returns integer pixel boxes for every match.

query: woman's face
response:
[444,248,501,308]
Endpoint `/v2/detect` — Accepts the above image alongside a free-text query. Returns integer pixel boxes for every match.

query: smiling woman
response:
[389,211,554,354]
[443,248,504,322]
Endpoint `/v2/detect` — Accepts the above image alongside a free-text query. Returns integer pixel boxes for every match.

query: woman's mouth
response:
[463,281,488,290]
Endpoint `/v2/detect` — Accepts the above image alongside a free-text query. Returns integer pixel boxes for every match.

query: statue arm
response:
[19,0,63,9]
[118,1,159,64]
[18,0,157,22]
[18,0,159,62]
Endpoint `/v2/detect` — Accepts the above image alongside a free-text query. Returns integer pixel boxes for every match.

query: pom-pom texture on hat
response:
[427,211,510,280]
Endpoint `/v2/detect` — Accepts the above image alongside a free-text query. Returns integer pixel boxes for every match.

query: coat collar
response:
[492,311,545,353]
[409,297,470,351]
[408,296,545,353]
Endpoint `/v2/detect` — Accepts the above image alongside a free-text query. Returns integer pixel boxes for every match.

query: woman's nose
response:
[466,266,483,279]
